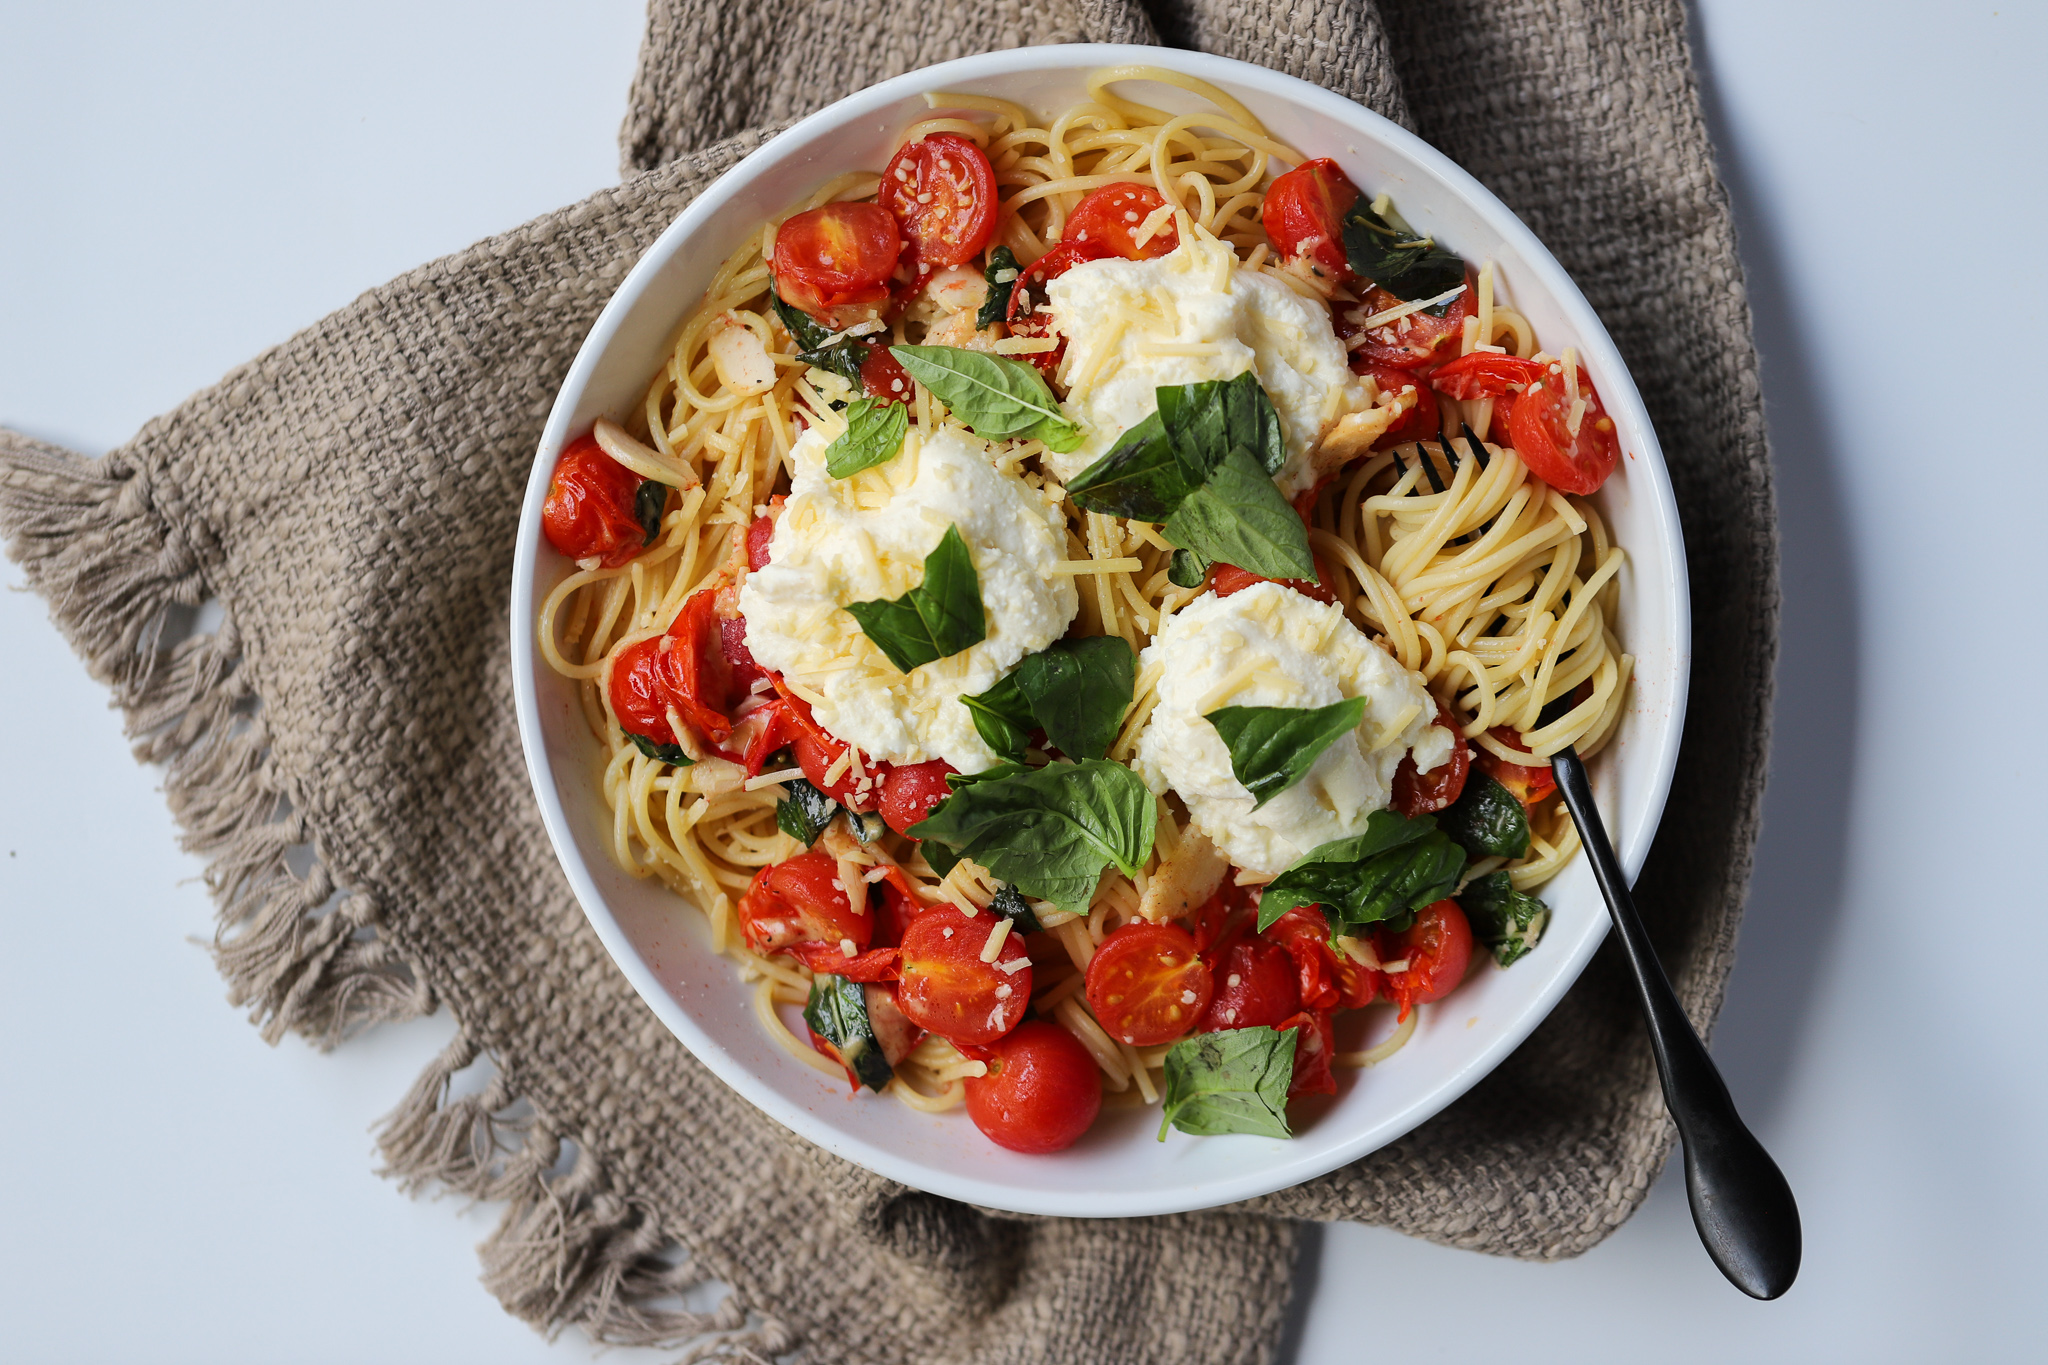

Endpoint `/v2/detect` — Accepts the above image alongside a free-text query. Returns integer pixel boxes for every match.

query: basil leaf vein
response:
[1162,445,1316,581]
[1257,809,1466,931]
[1157,369,1286,477]
[1158,1025,1296,1140]
[888,345,1081,450]
[1206,696,1368,808]
[1457,870,1548,967]
[824,397,908,478]
[843,524,986,673]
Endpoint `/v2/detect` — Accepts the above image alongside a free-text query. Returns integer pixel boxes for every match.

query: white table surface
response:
[4,3,2044,1360]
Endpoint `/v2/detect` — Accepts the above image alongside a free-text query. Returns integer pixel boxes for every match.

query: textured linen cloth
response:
[0,1,1774,1360]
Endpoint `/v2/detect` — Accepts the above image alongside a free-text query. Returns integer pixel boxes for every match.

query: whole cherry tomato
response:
[1391,708,1470,817]
[880,133,997,269]
[1062,183,1179,259]
[542,434,649,568]
[1377,899,1474,1020]
[1477,726,1557,809]
[771,202,902,325]
[964,1020,1103,1154]
[1505,358,1621,495]
[1084,922,1213,1048]
[897,906,1033,1046]
[1261,158,1360,282]
[1196,939,1301,1032]
[879,759,957,835]
[1005,240,1109,373]
[737,851,872,956]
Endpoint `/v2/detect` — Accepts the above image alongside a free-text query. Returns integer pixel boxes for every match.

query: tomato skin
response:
[1505,359,1621,494]
[1391,709,1470,817]
[661,589,742,745]
[788,941,899,982]
[1477,726,1557,809]
[1357,365,1441,450]
[771,682,885,813]
[880,133,997,269]
[897,906,1033,1046]
[1262,158,1360,282]
[1259,906,1344,1013]
[1277,1009,1338,1098]
[1377,899,1473,1020]
[771,202,902,324]
[1006,241,1109,373]
[1427,351,1542,402]
[1063,182,1179,260]
[737,851,872,956]
[542,434,648,568]
[1084,922,1213,1047]
[1208,560,1340,608]
[608,636,678,746]
[1345,270,1475,371]
[879,759,958,835]
[1196,939,1301,1032]
[745,498,783,570]
[859,343,914,405]
[965,1020,1103,1154]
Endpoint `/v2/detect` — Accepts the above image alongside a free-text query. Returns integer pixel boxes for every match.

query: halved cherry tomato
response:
[880,133,997,269]
[880,759,958,835]
[859,342,914,405]
[1277,1009,1337,1098]
[1505,359,1621,494]
[964,1020,1103,1154]
[897,906,1033,1046]
[771,202,902,324]
[1084,922,1212,1048]
[737,851,872,956]
[1427,351,1541,402]
[771,681,885,813]
[1391,708,1470,817]
[1006,240,1109,373]
[1196,939,1301,1032]
[1063,183,1179,260]
[1259,906,1343,1013]
[1477,725,1557,809]
[542,434,649,568]
[1377,898,1473,1020]
[1345,270,1475,371]
[1208,561,1339,607]
[608,636,678,747]
[1262,158,1360,283]
[1357,365,1440,450]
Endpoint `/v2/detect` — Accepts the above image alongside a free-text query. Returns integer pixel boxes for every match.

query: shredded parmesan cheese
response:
[979,916,1013,963]
[1360,282,1468,331]
[743,766,804,791]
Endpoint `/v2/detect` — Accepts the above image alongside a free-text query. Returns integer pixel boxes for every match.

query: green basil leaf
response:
[824,397,909,478]
[771,290,834,350]
[1012,635,1136,762]
[634,481,671,546]
[1162,445,1316,581]
[907,758,1156,913]
[772,291,872,388]
[844,524,987,673]
[625,731,694,767]
[1066,410,1196,520]
[889,345,1081,447]
[1438,768,1530,859]
[803,973,892,1091]
[1257,809,1466,931]
[1457,871,1549,967]
[1158,1025,1296,1140]
[991,882,1042,935]
[775,777,838,847]
[960,672,1032,762]
[919,838,961,879]
[1157,370,1286,477]
[1168,547,1210,589]
[1339,199,1467,303]
[976,245,1020,331]
[1205,696,1368,809]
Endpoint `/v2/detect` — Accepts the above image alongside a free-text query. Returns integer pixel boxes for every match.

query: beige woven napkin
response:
[0,1,1773,1359]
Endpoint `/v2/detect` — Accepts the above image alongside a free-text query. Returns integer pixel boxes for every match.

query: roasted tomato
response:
[1261,157,1360,282]
[1345,269,1475,372]
[1006,240,1108,373]
[858,342,914,405]
[879,759,958,835]
[771,202,902,324]
[964,1020,1103,1154]
[897,906,1033,1046]
[1426,351,1542,402]
[1505,357,1621,494]
[1358,364,1441,450]
[1259,906,1343,1014]
[1391,708,1470,817]
[1063,182,1179,259]
[745,506,779,571]
[880,133,997,269]
[1208,560,1339,607]
[1377,899,1473,1020]
[1277,1009,1337,1098]
[608,636,679,747]
[772,682,884,813]
[737,851,872,956]
[1196,938,1301,1032]
[1084,922,1213,1048]
[1478,726,1557,809]
[659,588,756,746]
[542,434,650,568]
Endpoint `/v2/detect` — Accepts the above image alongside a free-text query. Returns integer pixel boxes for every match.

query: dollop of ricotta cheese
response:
[1133,581,1455,876]
[1043,234,1369,497]
[737,423,1078,772]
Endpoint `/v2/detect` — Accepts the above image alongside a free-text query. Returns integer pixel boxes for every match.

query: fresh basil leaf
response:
[1158,1025,1296,1140]
[907,758,1156,913]
[976,245,1020,331]
[1168,547,1210,589]
[771,290,834,350]
[1206,696,1368,809]
[1339,200,1467,303]
[1457,871,1548,967]
[775,777,838,847]
[1013,635,1136,762]
[991,882,1042,934]
[1162,445,1316,581]
[771,291,871,388]
[625,731,693,767]
[844,524,987,673]
[889,345,1081,448]
[1157,370,1286,477]
[634,481,670,546]
[960,672,1033,762]
[824,397,908,478]
[1258,809,1466,931]
[803,973,892,1092]
[1066,411,1197,520]
[1438,768,1530,859]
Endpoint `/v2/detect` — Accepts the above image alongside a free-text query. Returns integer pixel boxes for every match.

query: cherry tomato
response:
[1208,560,1339,607]
[880,759,958,835]
[1345,270,1475,371]
[1006,240,1109,373]
[869,865,927,948]
[542,434,649,568]
[1505,358,1621,495]
[1196,939,1301,1032]
[1063,183,1179,260]
[1084,922,1212,1048]
[1427,351,1541,402]
[880,133,997,269]
[1477,725,1557,809]
[737,851,872,956]
[1261,158,1360,282]
[771,683,885,813]
[608,636,677,746]
[897,906,1033,1046]
[659,589,746,745]
[1259,906,1343,1013]
[1377,899,1473,1020]
[1277,1009,1337,1098]
[964,1020,1103,1154]
[859,342,913,405]
[787,941,899,982]
[771,202,902,324]
[1391,708,1470,817]
[1357,364,1440,450]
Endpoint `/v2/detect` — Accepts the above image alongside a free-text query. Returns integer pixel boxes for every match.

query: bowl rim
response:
[510,42,1691,1218]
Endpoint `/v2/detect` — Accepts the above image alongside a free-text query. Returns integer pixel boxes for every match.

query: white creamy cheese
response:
[1043,235,1369,496]
[737,423,1078,772]
[1133,581,1455,876]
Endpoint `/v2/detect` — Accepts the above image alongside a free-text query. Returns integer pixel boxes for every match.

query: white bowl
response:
[511,44,1690,1219]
